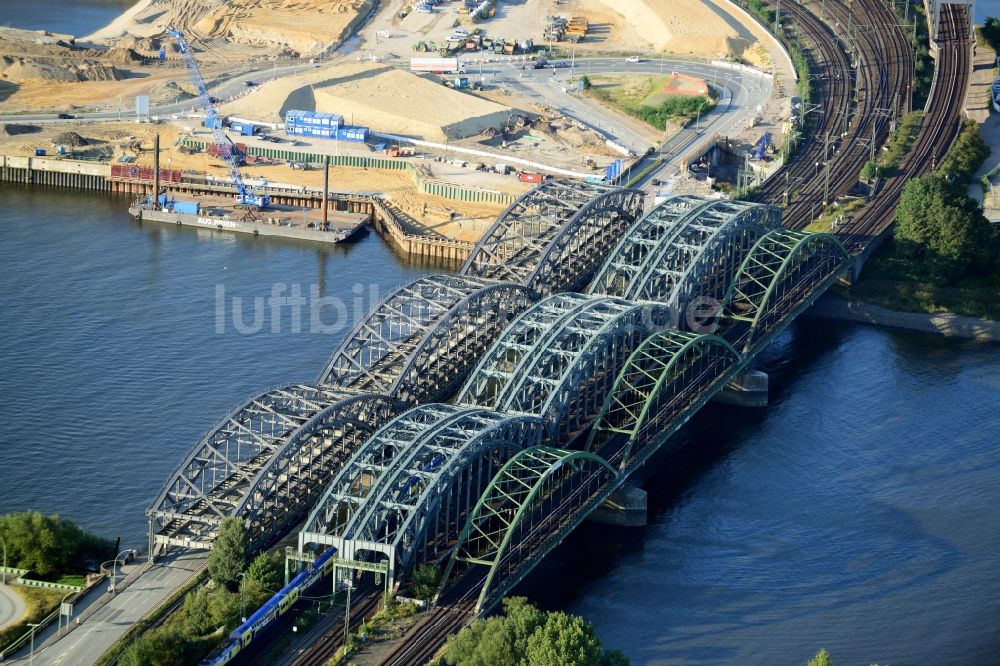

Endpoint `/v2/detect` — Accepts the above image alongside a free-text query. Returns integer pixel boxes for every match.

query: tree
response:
[441,598,627,666]
[245,551,282,593]
[580,75,592,90]
[208,517,247,588]
[526,611,603,666]
[410,563,440,601]
[860,160,879,182]
[0,511,112,576]
[807,649,833,666]
[182,587,213,636]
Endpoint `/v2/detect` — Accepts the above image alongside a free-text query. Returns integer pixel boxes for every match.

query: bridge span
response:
[146,178,850,666]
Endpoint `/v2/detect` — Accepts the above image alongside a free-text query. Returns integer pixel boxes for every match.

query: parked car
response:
[244,80,255,86]
[651,178,662,186]
[625,55,641,63]
[533,59,549,69]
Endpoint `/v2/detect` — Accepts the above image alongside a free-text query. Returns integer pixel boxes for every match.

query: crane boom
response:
[167,29,269,209]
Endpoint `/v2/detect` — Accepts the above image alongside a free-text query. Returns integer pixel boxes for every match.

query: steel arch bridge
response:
[589,197,780,319]
[147,385,402,551]
[441,446,618,613]
[585,331,744,472]
[456,293,670,443]
[316,275,536,404]
[298,405,543,587]
[460,179,645,296]
[721,229,851,354]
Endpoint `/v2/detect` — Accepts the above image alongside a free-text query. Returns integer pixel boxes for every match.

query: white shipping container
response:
[410,57,461,73]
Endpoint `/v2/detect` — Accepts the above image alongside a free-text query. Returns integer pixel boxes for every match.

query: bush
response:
[410,563,440,601]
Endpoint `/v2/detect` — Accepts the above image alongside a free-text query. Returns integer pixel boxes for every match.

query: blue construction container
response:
[230,123,256,136]
[173,200,200,215]
[203,117,223,129]
[285,109,343,130]
[34,148,46,156]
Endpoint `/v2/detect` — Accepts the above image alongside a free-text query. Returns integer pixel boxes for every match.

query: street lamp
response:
[237,572,247,623]
[110,549,135,594]
[28,622,41,665]
[1,534,6,584]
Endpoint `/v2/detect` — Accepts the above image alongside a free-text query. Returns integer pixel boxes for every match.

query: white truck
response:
[410,56,464,74]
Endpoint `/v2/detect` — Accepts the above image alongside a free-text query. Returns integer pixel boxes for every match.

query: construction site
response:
[0,0,791,250]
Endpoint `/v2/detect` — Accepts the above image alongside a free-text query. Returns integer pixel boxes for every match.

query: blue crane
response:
[166,28,270,210]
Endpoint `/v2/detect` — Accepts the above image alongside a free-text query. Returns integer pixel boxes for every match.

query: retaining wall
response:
[808,293,1000,342]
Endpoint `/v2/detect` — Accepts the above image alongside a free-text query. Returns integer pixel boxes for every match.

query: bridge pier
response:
[713,370,769,407]
[587,484,647,528]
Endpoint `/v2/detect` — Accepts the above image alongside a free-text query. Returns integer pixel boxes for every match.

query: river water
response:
[0,0,133,37]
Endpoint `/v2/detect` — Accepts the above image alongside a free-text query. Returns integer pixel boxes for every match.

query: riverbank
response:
[808,293,1000,342]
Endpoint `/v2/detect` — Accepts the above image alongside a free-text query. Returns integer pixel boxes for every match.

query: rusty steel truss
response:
[317,275,536,404]
[460,179,645,296]
[147,385,402,551]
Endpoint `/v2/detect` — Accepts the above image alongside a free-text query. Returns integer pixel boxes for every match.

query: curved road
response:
[0,581,27,631]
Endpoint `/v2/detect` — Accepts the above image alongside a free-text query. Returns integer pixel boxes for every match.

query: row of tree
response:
[0,511,114,576]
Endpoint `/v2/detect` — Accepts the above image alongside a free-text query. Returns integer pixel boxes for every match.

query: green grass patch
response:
[0,585,63,651]
[844,242,1000,320]
[581,74,715,130]
[804,197,867,233]
[878,111,924,174]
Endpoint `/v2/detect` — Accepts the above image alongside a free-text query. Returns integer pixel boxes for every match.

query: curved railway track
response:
[839,3,971,251]
[756,0,913,229]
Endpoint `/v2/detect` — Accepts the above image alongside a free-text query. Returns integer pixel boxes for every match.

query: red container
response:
[519,171,545,184]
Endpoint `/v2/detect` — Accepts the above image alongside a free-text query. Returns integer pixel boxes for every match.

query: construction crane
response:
[166,28,270,214]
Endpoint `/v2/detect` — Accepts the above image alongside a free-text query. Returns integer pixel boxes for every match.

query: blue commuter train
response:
[205,547,338,665]
[205,453,447,664]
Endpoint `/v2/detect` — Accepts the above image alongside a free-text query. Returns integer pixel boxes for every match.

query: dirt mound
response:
[0,54,123,83]
[52,131,87,146]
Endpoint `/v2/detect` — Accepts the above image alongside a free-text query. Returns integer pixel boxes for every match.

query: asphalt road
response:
[494,57,771,190]
[0,581,27,631]
[5,550,206,666]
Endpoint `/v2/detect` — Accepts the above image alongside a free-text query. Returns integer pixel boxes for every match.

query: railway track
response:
[290,587,382,666]
[755,0,913,230]
[380,599,476,666]
[839,3,971,251]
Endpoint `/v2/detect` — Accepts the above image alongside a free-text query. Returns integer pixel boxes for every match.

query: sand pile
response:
[88,0,370,58]
[52,131,87,146]
[592,0,751,55]
[312,64,512,141]
[0,55,123,84]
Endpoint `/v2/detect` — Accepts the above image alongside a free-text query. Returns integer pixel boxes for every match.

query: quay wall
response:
[0,154,474,262]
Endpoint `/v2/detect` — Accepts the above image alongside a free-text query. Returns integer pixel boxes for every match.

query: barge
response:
[128,196,369,244]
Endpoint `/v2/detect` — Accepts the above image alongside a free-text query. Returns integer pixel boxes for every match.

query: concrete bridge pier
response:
[713,370,769,407]
[587,484,647,528]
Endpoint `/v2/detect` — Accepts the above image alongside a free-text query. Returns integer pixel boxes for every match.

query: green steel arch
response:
[721,229,850,353]
[585,331,743,472]
[441,446,617,613]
